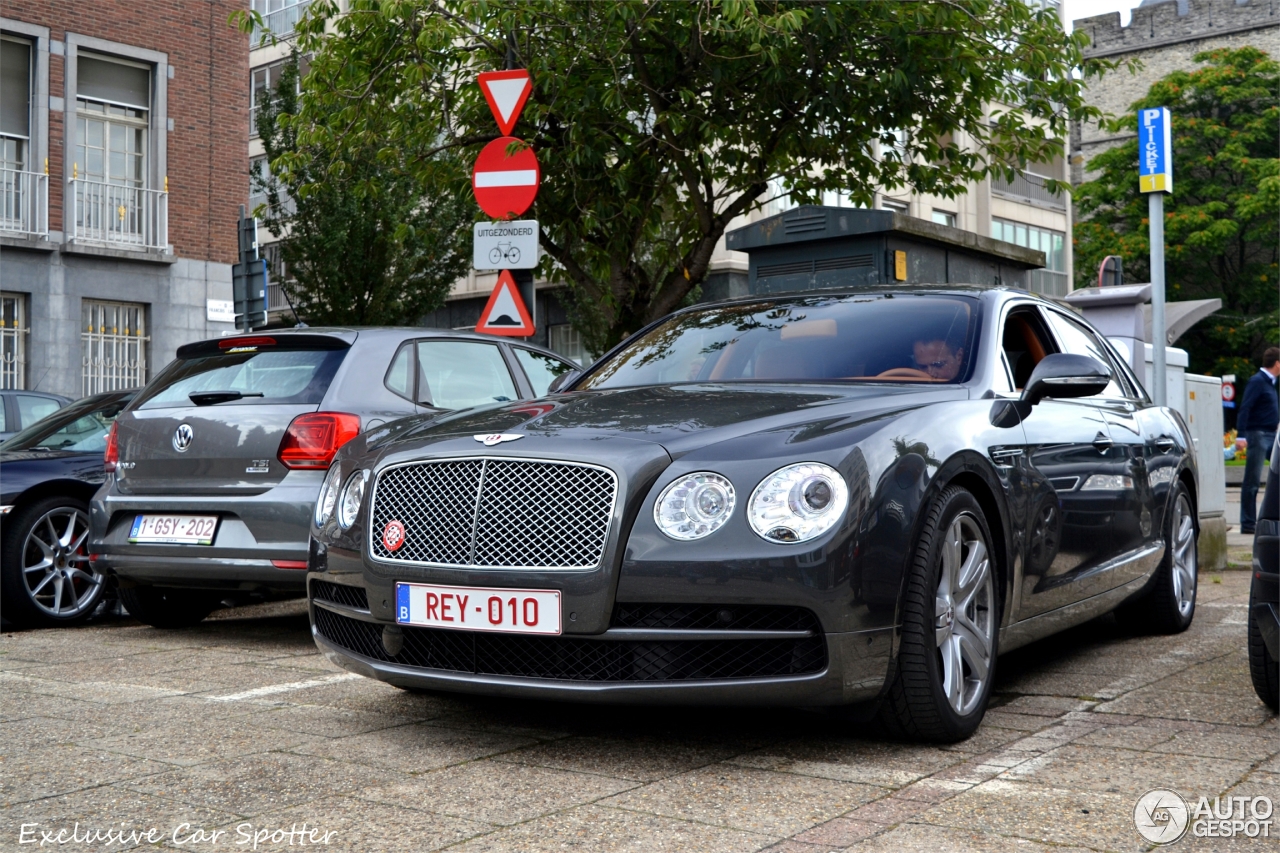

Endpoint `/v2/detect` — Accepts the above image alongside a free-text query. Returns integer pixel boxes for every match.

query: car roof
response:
[198,327,567,357]
[677,284,1047,316]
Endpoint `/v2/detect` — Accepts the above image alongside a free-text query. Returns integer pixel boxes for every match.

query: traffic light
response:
[232,205,267,331]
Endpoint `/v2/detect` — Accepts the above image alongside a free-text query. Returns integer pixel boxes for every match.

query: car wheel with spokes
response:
[878,486,1000,742]
[1,496,107,628]
[1116,482,1197,634]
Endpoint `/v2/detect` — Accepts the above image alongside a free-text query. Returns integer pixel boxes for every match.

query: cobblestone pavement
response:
[1,571,1275,853]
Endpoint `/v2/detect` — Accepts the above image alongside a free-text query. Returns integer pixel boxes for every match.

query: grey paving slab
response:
[495,733,745,782]
[841,822,1097,853]
[288,721,537,773]
[1,747,172,805]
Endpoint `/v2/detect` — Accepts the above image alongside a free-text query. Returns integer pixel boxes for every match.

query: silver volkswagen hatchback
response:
[91,328,576,628]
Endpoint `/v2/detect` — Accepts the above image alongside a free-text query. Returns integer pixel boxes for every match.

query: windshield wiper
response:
[188,390,265,406]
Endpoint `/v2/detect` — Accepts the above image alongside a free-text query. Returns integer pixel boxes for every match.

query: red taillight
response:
[271,559,309,570]
[219,336,277,349]
[104,422,120,472]
[277,412,361,469]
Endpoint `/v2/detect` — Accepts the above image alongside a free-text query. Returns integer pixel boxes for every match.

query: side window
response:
[17,395,60,428]
[0,398,7,432]
[513,348,576,397]
[416,341,517,410]
[384,342,414,401]
[1042,311,1127,399]
[1001,308,1057,391]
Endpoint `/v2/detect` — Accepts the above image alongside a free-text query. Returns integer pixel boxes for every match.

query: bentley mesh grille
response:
[369,458,617,570]
[313,606,827,682]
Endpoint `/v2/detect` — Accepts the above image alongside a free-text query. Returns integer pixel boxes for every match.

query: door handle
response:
[1155,437,1176,452]
[1092,432,1113,452]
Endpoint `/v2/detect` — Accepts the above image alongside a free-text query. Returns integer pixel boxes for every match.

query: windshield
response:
[134,347,347,410]
[578,294,981,390]
[1,394,133,452]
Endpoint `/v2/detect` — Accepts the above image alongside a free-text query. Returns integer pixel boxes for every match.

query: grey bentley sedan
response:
[90,328,576,628]
[306,288,1198,741]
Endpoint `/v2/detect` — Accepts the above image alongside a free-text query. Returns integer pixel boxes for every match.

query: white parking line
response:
[205,672,361,702]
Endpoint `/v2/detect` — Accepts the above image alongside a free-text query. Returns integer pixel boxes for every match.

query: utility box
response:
[723,207,1045,297]
[1186,373,1228,571]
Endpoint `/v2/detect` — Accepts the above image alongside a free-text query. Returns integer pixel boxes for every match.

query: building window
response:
[73,53,163,249]
[82,299,148,395]
[1,35,44,237]
[1,292,28,389]
[249,154,268,212]
[931,210,956,228]
[251,56,307,138]
[549,324,591,365]
[879,198,908,214]
[992,217,1067,297]
[252,0,313,42]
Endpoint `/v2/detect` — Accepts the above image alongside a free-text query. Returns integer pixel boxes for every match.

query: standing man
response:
[1237,347,1280,534]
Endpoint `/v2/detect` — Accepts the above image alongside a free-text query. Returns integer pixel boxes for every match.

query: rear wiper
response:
[189,390,265,406]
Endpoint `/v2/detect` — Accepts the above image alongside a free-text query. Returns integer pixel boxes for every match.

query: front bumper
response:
[91,474,321,592]
[308,582,894,706]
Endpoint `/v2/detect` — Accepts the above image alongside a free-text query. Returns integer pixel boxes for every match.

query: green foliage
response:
[1074,47,1279,376]
[251,52,471,326]
[275,0,1109,350]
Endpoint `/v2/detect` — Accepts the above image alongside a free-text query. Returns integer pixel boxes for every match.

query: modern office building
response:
[1,1,247,400]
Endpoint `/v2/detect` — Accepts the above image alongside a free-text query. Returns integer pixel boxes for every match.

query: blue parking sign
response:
[1139,107,1173,193]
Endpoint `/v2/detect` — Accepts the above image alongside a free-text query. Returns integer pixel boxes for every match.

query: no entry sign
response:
[472,137,540,220]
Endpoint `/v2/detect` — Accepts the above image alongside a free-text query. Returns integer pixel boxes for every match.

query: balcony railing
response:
[254,0,312,42]
[991,170,1066,211]
[1029,268,1070,298]
[0,168,49,238]
[69,178,168,252]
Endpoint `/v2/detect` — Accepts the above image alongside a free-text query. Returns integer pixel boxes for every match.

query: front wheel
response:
[1116,483,1196,634]
[877,487,999,742]
[119,586,221,629]
[1,496,107,628]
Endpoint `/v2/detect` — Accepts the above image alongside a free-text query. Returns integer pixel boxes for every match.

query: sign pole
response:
[1138,106,1172,407]
[1149,192,1167,406]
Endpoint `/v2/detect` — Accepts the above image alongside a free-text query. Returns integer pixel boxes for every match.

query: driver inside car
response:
[913,337,965,381]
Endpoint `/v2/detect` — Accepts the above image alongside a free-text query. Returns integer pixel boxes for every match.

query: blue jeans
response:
[1241,429,1276,530]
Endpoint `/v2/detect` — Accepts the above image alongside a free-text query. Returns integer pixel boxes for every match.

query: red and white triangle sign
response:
[478,70,532,136]
[476,270,534,336]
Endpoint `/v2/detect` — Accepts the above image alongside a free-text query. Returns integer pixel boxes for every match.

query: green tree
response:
[1074,46,1279,376]
[280,0,1112,351]
[252,53,472,326]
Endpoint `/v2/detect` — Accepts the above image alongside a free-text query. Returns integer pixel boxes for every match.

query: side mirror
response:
[547,369,581,394]
[1022,353,1111,406]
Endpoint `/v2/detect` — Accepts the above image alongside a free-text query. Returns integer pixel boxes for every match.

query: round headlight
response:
[338,470,367,530]
[654,472,736,540]
[315,464,342,528]
[747,462,849,544]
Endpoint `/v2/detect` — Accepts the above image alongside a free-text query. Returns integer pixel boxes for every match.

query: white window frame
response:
[1,21,50,240]
[1,291,28,389]
[81,298,149,395]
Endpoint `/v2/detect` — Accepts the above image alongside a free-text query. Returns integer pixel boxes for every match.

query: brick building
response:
[1071,0,1280,186]
[0,1,247,401]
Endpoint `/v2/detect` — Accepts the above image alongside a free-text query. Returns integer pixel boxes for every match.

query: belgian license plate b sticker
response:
[395,582,561,635]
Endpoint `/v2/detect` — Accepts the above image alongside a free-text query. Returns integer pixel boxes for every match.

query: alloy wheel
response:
[934,512,995,716]
[1170,493,1196,618]
[21,506,103,619]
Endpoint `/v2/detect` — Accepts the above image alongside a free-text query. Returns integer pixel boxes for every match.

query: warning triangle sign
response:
[478,70,533,136]
[476,270,535,336]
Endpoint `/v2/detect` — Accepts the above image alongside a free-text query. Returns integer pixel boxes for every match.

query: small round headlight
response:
[748,462,849,544]
[315,464,341,528]
[338,470,366,530]
[654,472,736,541]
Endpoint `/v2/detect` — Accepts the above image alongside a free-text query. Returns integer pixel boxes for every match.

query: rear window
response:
[134,348,347,410]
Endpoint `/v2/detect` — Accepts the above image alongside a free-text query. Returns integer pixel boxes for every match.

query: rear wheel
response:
[877,487,999,742]
[1,496,107,628]
[1116,483,1196,634]
[119,586,221,629]
[1248,587,1279,712]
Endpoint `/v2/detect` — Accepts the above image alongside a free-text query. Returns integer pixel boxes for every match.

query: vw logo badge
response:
[474,433,523,446]
[383,520,406,552]
[173,423,194,453]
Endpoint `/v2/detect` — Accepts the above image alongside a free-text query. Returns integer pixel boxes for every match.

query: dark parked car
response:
[0,390,73,442]
[91,328,576,629]
[1,390,135,627]
[1248,435,1278,711]
[306,288,1199,742]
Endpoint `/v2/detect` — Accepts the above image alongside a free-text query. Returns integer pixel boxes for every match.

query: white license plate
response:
[395,582,561,635]
[128,514,219,545]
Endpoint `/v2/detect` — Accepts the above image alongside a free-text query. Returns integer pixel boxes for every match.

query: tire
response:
[1115,483,1197,635]
[119,586,221,629]
[0,496,108,628]
[877,487,1000,742]
[1248,590,1279,712]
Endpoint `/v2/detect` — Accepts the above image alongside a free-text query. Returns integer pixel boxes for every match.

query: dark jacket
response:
[1238,370,1279,432]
